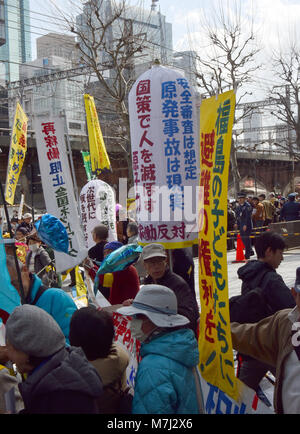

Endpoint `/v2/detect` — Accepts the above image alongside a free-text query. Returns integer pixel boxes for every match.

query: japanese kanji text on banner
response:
[198,90,238,400]
[128,65,199,248]
[79,179,117,250]
[34,116,88,272]
[5,102,28,205]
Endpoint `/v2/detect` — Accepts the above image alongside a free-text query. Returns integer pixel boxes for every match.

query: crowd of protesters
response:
[0,198,300,415]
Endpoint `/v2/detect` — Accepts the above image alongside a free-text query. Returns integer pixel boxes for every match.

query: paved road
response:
[194,247,300,309]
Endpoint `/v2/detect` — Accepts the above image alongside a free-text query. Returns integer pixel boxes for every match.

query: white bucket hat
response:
[117,284,190,328]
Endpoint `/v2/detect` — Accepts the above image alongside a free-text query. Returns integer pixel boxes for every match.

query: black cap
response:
[237,192,246,198]
[295,267,300,293]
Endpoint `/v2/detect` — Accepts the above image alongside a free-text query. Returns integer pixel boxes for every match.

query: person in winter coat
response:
[231,283,300,414]
[234,192,253,259]
[141,243,200,338]
[117,284,200,414]
[280,193,300,222]
[171,247,195,294]
[94,241,140,305]
[88,224,109,263]
[5,305,103,414]
[126,222,147,283]
[69,306,130,414]
[235,231,295,392]
[25,234,52,286]
[6,255,77,344]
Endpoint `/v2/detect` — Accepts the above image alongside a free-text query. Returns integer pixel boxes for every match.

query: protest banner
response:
[5,102,28,205]
[34,116,88,272]
[198,90,238,400]
[128,65,199,248]
[197,369,274,414]
[84,94,111,176]
[81,151,93,181]
[79,179,117,250]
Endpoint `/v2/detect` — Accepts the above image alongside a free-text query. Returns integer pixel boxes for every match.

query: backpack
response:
[229,271,274,324]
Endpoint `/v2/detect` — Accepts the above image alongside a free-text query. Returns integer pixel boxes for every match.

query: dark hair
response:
[252,196,259,202]
[258,194,266,200]
[254,231,286,258]
[16,227,27,235]
[69,307,114,360]
[127,221,138,236]
[92,224,109,241]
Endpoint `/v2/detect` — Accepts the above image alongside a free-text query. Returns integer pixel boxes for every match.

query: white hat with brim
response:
[117,284,190,328]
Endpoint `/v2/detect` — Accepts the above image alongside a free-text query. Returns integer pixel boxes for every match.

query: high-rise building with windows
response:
[0,0,32,84]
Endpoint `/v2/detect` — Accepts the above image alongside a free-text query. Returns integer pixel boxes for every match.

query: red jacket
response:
[90,265,140,305]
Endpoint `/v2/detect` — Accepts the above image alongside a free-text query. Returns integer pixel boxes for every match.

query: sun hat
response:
[117,284,190,328]
[5,305,66,357]
[141,243,167,261]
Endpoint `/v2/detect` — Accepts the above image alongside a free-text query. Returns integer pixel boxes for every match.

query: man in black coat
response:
[234,192,253,259]
[88,224,109,263]
[280,193,300,222]
[141,243,200,338]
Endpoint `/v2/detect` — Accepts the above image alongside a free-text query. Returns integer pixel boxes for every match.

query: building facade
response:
[0,0,31,83]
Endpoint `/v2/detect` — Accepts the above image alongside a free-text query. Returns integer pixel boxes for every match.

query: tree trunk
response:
[230,138,241,196]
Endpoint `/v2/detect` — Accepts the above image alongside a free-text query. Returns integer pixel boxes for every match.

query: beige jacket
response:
[231,309,296,414]
[91,343,129,413]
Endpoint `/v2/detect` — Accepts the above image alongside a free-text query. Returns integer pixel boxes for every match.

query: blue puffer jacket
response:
[27,274,77,344]
[132,328,199,414]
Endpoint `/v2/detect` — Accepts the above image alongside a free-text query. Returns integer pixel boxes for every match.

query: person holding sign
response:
[231,268,300,414]
[6,255,77,344]
[117,284,200,414]
[141,244,199,337]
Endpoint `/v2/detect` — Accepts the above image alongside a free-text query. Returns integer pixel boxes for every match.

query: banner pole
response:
[0,181,25,304]
[62,110,79,205]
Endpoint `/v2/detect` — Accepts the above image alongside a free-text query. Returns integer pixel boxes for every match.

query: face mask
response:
[29,244,39,253]
[130,318,149,343]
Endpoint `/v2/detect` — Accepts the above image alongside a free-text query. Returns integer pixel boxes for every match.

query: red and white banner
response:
[34,116,88,272]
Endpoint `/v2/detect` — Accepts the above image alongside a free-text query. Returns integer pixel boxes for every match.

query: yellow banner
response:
[75,266,88,305]
[198,90,238,400]
[84,94,111,175]
[5,102,28,205]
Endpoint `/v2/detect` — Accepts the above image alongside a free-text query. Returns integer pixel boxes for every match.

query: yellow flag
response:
[84,94,111,175]
[198,90,238,400]
[75,266,88,306]
[5,102,28,205]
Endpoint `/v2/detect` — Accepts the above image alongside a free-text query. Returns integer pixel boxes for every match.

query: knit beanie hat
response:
[5,305,66,357]
[104,241,123,251]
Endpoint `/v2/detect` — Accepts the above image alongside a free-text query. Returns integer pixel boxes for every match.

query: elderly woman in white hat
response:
[117,284,200,414]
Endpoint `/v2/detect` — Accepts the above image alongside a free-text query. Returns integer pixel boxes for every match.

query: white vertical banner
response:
[34,116,88,272]
[79,179,117,250]
[128,65,199,248]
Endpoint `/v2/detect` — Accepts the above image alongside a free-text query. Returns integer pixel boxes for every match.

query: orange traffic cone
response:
[232,234,247,263]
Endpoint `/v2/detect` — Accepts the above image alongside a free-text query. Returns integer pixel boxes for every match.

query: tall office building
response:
[0,0,32,84]
[76,0,173,79]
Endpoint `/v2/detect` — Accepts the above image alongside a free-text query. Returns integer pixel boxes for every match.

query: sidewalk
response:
[194,247,300,307]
